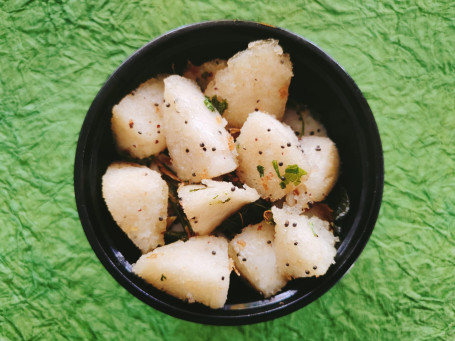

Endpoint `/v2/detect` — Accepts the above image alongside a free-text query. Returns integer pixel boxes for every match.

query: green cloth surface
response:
[1,0,454,339]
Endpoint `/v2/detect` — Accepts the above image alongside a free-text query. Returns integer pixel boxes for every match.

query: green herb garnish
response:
[283,164,307,186]
[257,165,265,178]
[204,95,228,115]
[272,160,281,178]
[272,160,286,188]
[271,161,306,189]
[204,96,215,112]
[209,196,231,205]
[309,221,318,237]
[189,188,206,192]
[211,96,228,114]
[160,274,167,281]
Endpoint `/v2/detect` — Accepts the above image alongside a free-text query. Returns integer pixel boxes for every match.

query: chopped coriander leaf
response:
[210,96,228,114]
[209,197,231,205]
[160,274,167,281]
[204,95,228,115]
[257,165,265,178]
[272,160,287,188]
[204,96,215,112]
[271,161,306,188]
[309,221,318,237]
[212,194,219,200]
[272,160,281,178]
[189,188,206,192]
[283,164,307,186]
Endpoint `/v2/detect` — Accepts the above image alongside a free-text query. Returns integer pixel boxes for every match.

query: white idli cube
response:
[235,111,310,201]
[162,75,238,182]
[102,162,168,253]
[272,205,338,278]
[282,104,327,138]
[205,39,293,128]
[178,179,260,235]
[229,221,287,297]
[183,58,227,91]
[111,77,166,159]
[286,136,340,208]
[132,236,231,309]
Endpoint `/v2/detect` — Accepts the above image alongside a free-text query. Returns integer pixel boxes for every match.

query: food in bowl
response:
[204,39,293,128]
[133,236,231,309]
[102,162,168,253]
[101,39,342,308]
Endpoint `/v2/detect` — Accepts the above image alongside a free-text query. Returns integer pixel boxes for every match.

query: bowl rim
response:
[74,19,384,325]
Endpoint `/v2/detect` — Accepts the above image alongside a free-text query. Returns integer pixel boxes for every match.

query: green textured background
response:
[1,0,454,340]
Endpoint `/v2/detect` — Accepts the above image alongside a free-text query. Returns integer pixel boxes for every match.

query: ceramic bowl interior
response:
[74,20,384,325]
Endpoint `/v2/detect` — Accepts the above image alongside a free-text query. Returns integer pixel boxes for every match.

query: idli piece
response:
[282,104,327,138]
[111,76,166,159]
[162,75,238,182]
[229,221,287,297]
[272,205,338,279]
[132,236,231,309]
[205,39,293,128]
[286,136,340,209]
[102,162,168,253]
[178,179,260,236]
[183,58,227,91]
[236,111,310,201]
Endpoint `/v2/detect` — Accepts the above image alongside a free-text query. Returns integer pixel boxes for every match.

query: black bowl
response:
[74,20,384,325]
